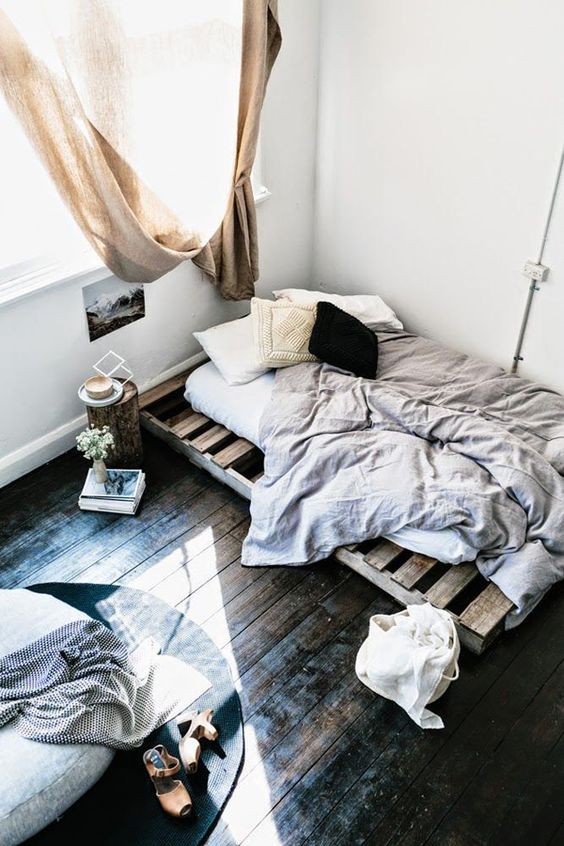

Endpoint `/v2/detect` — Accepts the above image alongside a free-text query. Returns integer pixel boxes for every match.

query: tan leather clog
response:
[177,708,219,774]
[143,745,192,818]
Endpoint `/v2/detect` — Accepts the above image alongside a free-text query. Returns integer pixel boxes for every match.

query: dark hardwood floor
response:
[1,433,563,846]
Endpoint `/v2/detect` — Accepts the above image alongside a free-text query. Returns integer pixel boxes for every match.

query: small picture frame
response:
[83,278,145,342]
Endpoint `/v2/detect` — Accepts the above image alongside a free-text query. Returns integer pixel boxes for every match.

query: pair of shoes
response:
[143,709,219,819]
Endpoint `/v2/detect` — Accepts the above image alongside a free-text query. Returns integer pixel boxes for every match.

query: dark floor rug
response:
[27,582,244,846]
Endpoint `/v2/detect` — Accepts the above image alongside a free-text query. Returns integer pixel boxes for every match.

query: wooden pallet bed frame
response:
[140,363,514,655]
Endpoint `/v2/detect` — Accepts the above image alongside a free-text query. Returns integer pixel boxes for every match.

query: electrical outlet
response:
[523,261,549,282]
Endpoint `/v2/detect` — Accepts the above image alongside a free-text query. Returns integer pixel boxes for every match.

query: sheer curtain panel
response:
[0,0,280,299]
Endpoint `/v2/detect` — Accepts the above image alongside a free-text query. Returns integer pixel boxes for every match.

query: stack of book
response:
[79,468,145,514]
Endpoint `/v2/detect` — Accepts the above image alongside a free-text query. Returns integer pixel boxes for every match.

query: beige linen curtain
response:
[0,0,280,300]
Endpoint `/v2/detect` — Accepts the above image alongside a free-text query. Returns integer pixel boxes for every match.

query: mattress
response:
[185,361,275,448]
[185,361,478,565]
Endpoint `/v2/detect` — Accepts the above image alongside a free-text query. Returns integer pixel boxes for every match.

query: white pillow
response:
[273,288,403,332]
[193,315,268,385]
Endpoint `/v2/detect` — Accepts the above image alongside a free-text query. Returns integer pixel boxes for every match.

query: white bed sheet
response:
[185,362,478,565]
[185,361,275,448]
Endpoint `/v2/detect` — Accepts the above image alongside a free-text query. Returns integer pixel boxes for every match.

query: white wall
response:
[313,0,564,392]
[257,0,320,293]
[11,0,564,486]
[0,0,321,486]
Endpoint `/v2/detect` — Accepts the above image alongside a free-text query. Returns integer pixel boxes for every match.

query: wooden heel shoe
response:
[177,708,219,774]
[143,745,192,818]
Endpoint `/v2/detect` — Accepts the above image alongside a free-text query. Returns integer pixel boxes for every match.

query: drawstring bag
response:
[355,603,460,729]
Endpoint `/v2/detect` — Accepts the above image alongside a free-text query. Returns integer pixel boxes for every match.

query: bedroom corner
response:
[1,3,563,846]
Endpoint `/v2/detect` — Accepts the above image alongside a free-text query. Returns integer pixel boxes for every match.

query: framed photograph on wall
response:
[83,277,145,342]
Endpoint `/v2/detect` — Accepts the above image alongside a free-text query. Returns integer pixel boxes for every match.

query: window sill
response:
[0,188,272,309]
[0,253,112,309]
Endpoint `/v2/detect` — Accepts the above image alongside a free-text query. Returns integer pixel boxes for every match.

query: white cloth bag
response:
[355,603,460,729]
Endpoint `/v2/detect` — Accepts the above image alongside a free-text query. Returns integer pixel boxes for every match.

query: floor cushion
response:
[0,589,115,846]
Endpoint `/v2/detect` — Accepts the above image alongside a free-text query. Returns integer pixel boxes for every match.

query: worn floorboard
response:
[0,433,562,846]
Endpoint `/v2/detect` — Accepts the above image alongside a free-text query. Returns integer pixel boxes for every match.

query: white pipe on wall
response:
[511,143,564,374]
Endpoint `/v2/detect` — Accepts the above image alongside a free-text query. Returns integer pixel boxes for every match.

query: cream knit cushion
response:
[251,298,319,368]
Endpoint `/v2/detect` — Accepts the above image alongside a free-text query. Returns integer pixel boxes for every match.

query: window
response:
[0,91,99,297]
[0,83,269,306]
[0,0,269,307]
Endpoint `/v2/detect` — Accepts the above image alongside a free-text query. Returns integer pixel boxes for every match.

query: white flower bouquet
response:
[76,425,115,461]
[76,426,115,482]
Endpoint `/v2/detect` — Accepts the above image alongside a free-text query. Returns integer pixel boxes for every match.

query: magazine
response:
[80,468,143,502]
[79,478,146,514]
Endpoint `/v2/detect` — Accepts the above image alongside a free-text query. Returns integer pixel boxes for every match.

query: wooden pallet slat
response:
[215,438,256,468]
[424,562,478,609]
[139,369,192,410]
[140,368,514,655]
[459,582,514,638]
[172,410,211,439]
[149,393,188,419]
[393,553,438,589]
[165,407,196,429]
[225,466,255,496]
[364,539,404,571]
[333,545,425,610]
[190,423,232,453]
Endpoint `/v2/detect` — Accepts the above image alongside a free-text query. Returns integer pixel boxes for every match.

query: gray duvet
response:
[241,330,564,625]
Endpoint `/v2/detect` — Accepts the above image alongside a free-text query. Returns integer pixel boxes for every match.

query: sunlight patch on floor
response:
[132,525,216,592]
[131,519,283,845]
[222,724,282,846]
[184,564,228,624]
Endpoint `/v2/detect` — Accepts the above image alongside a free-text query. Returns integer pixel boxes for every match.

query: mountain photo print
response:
[82,277,146,342]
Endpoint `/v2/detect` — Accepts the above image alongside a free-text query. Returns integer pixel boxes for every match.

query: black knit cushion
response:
[309,301,378,379]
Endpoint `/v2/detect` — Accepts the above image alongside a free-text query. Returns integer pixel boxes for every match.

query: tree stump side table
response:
[86,380,144,468]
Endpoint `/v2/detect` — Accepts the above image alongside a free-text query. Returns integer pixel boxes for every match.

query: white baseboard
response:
[0,351,207,489]
[0,414,89,491]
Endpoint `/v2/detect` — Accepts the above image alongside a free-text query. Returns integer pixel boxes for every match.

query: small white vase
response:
[93,459,108,483]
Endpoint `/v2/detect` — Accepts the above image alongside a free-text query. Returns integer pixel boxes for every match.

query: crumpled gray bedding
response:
[241,329,564,625]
